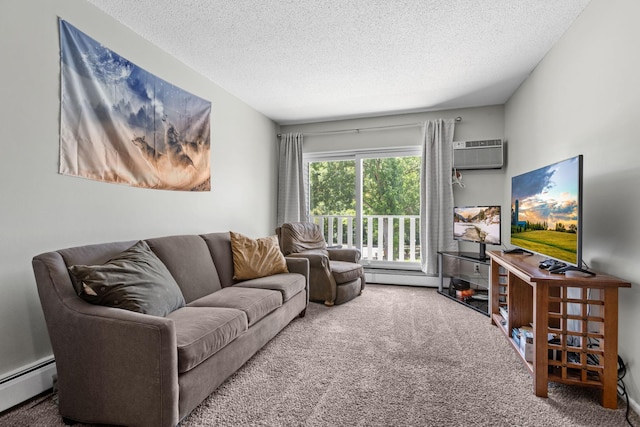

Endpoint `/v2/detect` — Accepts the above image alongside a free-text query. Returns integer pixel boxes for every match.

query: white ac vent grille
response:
[452,139,504,170]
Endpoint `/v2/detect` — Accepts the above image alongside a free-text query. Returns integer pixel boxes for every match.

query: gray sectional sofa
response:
[32,232,309,427]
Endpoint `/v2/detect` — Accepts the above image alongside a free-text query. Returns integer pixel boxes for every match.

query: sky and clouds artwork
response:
[59,19,212,191]
[511,156,580,229]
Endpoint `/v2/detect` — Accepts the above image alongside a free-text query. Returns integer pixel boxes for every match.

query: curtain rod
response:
[277,116,462,138]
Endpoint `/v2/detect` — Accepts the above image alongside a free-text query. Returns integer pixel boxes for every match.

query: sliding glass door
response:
[307,148,421,268]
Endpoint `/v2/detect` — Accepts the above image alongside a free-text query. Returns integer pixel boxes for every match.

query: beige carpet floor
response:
[1,284,638,426]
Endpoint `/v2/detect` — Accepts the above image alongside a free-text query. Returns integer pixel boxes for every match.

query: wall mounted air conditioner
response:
[452,139,504,170]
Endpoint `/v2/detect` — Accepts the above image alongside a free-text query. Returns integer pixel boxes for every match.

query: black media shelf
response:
[437,251,490,316]
[437,289,489,317]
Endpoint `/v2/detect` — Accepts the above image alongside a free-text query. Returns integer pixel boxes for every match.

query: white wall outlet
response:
[473,263,480,274]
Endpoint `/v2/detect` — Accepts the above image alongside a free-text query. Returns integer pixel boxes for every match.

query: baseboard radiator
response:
[364,268,438,287]
[0,357,56,413]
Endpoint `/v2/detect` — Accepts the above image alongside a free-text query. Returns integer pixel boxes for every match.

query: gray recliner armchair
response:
[276,222,365,306]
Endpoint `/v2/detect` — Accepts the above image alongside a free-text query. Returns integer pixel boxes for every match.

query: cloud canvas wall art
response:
[59,20,212,191]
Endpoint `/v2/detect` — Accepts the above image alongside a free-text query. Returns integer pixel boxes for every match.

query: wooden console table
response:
[488,250,631,408]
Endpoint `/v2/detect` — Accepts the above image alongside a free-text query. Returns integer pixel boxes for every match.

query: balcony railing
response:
[310,215,421,263]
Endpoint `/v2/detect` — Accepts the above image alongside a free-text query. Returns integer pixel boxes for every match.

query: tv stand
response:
[437,252,490,316]
[488,251,631,408]
[478,243,486,261]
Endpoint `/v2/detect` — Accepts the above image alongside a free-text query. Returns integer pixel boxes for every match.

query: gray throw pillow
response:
[68,240,185,317]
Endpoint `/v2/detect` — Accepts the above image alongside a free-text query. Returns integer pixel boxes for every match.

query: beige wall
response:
[505,0,640,407]
[0,0,277,380]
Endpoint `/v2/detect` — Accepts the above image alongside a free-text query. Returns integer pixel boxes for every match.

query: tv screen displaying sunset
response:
[510,156,582,265]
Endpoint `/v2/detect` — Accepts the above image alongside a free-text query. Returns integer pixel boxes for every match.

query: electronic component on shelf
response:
[539,259,566,270]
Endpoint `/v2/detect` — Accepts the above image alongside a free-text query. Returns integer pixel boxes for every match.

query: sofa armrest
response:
[327,247,361,263]
[285,256,309,276]
[285,256,310,306]
[32,253,179,427]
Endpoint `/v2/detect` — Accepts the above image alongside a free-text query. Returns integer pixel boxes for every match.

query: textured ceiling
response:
[86,0,591,125]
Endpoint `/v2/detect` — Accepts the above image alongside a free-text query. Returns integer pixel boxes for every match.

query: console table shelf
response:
[488,251,631,409]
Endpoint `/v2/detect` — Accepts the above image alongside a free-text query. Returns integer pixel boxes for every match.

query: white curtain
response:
[420,119,458,274]
[277,133,308,226]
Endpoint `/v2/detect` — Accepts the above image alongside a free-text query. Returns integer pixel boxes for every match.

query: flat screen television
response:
[510,155,586,273]
[453,205,501,261]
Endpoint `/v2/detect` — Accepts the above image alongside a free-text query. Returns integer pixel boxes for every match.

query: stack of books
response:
[511,325,534,362]
[499,306,508,322]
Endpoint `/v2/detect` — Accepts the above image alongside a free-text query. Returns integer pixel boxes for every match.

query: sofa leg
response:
[324,300,334,307]
[299,308,306,318]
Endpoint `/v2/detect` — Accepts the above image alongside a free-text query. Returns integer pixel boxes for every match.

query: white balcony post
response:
[399,216,405,262]
[376,216,384,260]
[319,217,326,241]
[387,218,394,261]
[327,217,334,247]
[410,217,416,262]
[366,216,373,260]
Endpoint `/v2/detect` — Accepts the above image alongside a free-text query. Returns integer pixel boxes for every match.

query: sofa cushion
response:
[200,232,235,287]
[230,232,288,280]
[146,235,222,303]
[278,222,327,256]
[67,240,186,317]
[188,287,282,326]
[233,273,306,302]
[330,260,364,285]
[167,307,247,373]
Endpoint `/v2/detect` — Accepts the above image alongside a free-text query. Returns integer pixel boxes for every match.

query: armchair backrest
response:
[277,222,327,256]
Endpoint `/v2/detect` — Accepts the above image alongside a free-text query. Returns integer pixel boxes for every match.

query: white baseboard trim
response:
[621,388,640,419]
[631,398,640,418]
[365,270,438,287]
[0,357,56,413]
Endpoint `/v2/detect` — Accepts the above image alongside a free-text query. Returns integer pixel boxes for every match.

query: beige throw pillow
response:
[230,232,289,280]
